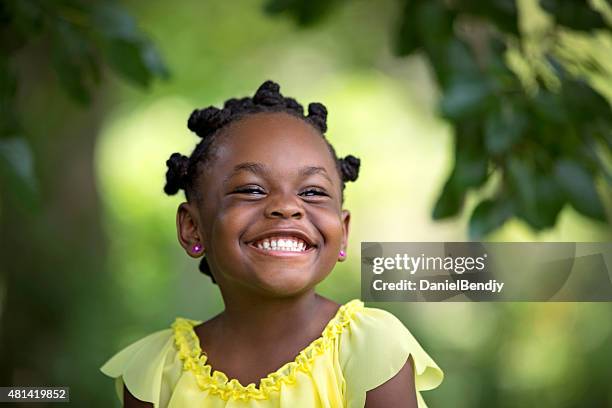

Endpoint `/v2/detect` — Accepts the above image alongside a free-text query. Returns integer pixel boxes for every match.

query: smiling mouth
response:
[247,236,315,255]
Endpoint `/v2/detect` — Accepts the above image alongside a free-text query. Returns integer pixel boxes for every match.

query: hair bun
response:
[187,107,232,138]
[224,97,253,112]
[283,97,304,115]
[253,80,284,106]
[164,153,189,195]
[339,155,360,182]
[306,102,328,133]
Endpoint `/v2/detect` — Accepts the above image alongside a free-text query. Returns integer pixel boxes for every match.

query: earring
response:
[339,250,346,257]
[193,243,203,253]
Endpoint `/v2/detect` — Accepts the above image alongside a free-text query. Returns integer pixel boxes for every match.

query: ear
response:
[177,202,205,258]
[338,209,351,262]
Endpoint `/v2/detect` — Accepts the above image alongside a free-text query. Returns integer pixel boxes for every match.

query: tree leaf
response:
[485,103,527,154]
[263,0,341,26]
[417,1,454,51]
[555,159,607,221]
[561,78,612,124]
[92,3,141,41]
[432,173,465,219]
[0,56,19,134]
[531,90,567,124]
[540,0,607,31]
[393,0,422,56]
[440,76,493,120]
[140,39,170,80]
[507,156,538,224]
[0,137,39,212]
[469,195,514,240]
[103,38,152,88]
[533,171,566,228]
[50,21,95,104]
[452,121,489,189]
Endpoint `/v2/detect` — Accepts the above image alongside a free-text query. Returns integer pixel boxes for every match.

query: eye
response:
[300,188,329,198]
[233,186,266,195]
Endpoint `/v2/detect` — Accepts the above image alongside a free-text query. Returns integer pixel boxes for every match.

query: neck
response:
[216,288,328,347]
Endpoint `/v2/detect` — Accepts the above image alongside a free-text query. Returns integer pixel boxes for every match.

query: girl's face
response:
[178,112,350,298]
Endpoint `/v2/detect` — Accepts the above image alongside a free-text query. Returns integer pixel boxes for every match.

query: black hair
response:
[163,80,360,283]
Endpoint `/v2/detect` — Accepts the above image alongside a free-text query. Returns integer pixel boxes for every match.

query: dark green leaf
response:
[468,195,514,239]
[0,137,40,212]
[104,38,152,88]
[417,2,455,50]
[51,49,91,104]
[452,121,489,189]
[555,159,607,221]
[263,0,341,26]
[50,21,96,104]
[531,89,567,124]
[507,156,538,223]
[0,55,17,105]
[394,0,422,56]
[426,39,479,89]
[440,77,493,120]
[561,79,612,124]
[5,0,44,37]
[432,173,465,219]
[141,40,170,80]
[533,171,566,228]
[93,2,169,86]
[92,3,141,41]
[540,0,607,31]
[485,104,527,154]
[447,39,480,75]
[506,156,564,229]
[455,148,489,189]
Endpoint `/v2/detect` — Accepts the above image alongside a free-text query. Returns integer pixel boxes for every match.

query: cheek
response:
[211,205,253,244]
[311,209,345,247]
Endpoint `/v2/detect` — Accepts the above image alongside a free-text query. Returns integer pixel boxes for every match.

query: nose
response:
[264,192,304,219]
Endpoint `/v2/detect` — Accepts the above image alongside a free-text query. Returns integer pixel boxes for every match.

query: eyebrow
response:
[223,162,268,185]
[223,162,333,184]
[299,166,332,183]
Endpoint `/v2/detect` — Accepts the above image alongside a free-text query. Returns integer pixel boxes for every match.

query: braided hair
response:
[163,80,361,283]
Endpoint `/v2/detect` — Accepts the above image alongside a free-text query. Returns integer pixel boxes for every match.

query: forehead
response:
[210,112,338,176]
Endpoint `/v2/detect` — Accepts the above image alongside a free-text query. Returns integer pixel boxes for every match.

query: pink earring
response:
[193,243,203,253]
[339,250,346,257]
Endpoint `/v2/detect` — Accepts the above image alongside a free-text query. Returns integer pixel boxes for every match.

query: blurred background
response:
[1,0,611,406]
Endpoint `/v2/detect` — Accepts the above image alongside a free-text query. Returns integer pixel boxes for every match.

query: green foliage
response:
[540,0,607,30]
[403,1,611,237]
[264,0,612,238]
[0,0,169,210]
[264,0,346,26]
[0,137,39,211]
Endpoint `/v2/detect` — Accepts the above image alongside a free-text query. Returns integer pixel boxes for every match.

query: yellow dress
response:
[100,299,443,407]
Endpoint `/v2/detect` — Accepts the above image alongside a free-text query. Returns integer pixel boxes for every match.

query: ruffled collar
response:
[172,299,363,401]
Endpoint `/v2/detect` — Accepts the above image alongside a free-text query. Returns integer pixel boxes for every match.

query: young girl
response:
[100,80,443,407]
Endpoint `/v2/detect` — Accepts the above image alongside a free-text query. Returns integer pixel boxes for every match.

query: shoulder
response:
[339,303,420,371]
[339,303,443,408]
[364,355,418,408]
[100,319,191,406]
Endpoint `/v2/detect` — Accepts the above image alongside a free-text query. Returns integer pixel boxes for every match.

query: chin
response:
[251,268,322,297]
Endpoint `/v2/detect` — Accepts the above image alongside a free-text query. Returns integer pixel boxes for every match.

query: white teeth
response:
[252,237,309,252]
